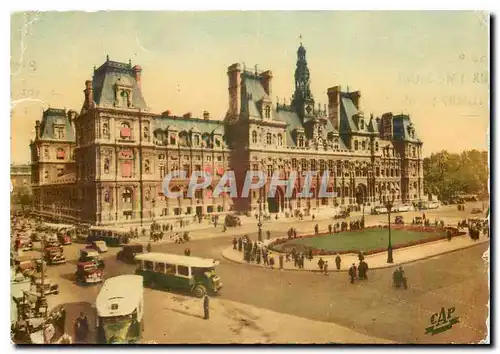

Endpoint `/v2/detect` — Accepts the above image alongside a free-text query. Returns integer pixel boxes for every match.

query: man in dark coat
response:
[266,230,271,240]
[314,224,319,235]
[232,237,237,250]
[184,248,191,256]
[328,224,332,234]
[203,295,210,320]
[348,264,357,284]
[335,254,341,271]
[317,257,325,271]
[237,237,242,252]
[279,254,284,269]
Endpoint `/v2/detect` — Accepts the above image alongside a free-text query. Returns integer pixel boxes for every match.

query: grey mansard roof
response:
[39,108,75,141]
[92,60,147,110]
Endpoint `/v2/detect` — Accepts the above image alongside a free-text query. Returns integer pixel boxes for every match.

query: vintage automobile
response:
[88,226,130,247]
[15,238,33,251]
[75,261,103,285]
[31,275,59,296]
[394,216,404,225]
[86,240,108,253]
[79,249,105,269]
[371,206,388,215]
[44,247,66,265]
[224,214,241,227]
[333,210,350,219]
[117,243,144,264]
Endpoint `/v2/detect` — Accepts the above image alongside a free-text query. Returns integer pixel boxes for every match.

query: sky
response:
[10,11,489,164]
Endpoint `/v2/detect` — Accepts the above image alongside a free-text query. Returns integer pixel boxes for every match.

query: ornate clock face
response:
[305,105,312,114]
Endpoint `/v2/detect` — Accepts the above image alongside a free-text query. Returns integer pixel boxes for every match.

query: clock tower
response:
[291,41,315,120]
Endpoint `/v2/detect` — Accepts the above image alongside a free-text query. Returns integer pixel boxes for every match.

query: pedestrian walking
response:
[328,224,332,234]
[335,254,341,271]
[317,257,325,271]
[269,256,275,268]
[147,242,152,253]
[314,224,319,235]
[348,263,357,284]
[237,237,242,252]
[232,237,237,250]
[324,261,329,275]
[266,230,271,240]
[203,294,210,320]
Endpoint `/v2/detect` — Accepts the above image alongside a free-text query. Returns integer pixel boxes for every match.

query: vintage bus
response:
[135,253,223,298]
[88,226,130,247]
[96,275,144,344]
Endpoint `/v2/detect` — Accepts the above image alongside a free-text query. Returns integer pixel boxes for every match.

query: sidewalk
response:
[222,234,490,272]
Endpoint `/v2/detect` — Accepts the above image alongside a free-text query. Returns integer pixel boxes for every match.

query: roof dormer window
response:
[298,135,304,148]
[360,119,365,130]
[264,105,271,119]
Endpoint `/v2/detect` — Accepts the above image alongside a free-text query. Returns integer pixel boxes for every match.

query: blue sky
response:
[11,11,489,163]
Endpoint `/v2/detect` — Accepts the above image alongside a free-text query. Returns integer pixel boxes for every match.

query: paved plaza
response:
[14,202,490,344]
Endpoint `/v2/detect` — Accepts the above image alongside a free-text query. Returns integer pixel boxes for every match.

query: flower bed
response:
[269,225,466,256]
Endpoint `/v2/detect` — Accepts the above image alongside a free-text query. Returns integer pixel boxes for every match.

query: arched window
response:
[361,141,366,150]
[122,188,133,203]
[354,141,359,150]
[266,133,272,145]
[104,189,110,203]
[334,138,339,150]
[298,135,304,147]
[178,131,188,146]
[265,106,271,118]
[252,131,258,144]
[193,135,200,146]
[104,158,110,174]
[145,160,150,174]
[277,134,283,146]
[120,122,131,139]
[143,126,149,139]
[215,138,221,147]
[170,133,177,145]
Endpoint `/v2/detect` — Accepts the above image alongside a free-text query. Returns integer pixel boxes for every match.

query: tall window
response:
[159,165,166,179]
[362,141,366,150]
[291,158,297,169]
[298,135,304,147]
[266,133,272,145]
[145,160,150,174]
[277,134,283,146]
[301,159,307,171]
[55,126,65,139]
[265,106,271,118]
[360,119,364,130]
[252,131,258,143]
[122,188,133,203]
[354,141,359,150]
[56,148,65,160]
[334,138,339,150]
[375,142,379,151]
[193,135,200,146]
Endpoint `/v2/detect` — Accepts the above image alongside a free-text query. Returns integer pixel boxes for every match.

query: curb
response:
[221,239,489,273]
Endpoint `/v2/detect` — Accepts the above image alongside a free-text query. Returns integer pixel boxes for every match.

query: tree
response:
[423,150,488,201]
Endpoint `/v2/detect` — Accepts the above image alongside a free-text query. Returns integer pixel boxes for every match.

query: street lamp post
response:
[258,197,263,242]
[386,195,395,263]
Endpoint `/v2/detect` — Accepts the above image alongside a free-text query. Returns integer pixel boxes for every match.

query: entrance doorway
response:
[267,187,285,213]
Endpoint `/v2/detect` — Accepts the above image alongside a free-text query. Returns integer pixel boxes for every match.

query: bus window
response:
[177,265,189,277]
[165,264,176,274]
[144,261,154,271]
[155,262,165,273]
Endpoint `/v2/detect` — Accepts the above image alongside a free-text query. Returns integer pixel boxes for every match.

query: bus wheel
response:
[192,285,206,298]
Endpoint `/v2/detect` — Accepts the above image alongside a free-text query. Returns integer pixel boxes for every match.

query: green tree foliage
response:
[423,150,489,201]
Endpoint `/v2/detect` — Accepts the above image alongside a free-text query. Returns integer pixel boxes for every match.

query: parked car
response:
[471,208,483,214]
[371,206,388,215]
[117,244,144,264]
[44,247,66,265]
[225,214,241,227]
[334,210,350,219]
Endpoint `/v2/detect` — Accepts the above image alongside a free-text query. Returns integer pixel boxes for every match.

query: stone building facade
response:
[226,43,424,214]
[10,164,32,197]
[30,44,424,226]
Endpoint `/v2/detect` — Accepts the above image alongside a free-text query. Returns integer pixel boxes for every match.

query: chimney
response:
[381,112,394,140]
[227,63,242,120]
[260,70,273,97]
[133,65,143,90]
[183,112,192,119]
[35,120,40,139]
[163,110,172,117]
[327,86,341,130]
[203,111,210,120]
[83,80,94,109]
[349,90,361,109]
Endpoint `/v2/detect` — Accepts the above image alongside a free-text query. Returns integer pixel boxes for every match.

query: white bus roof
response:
[43,223,75,230]
[90,226,129,233]
[135,252,220,268]
[96,275,143,318]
